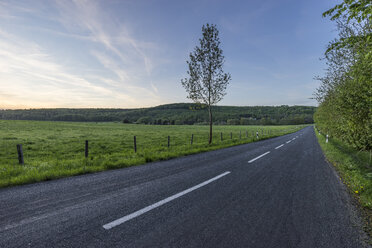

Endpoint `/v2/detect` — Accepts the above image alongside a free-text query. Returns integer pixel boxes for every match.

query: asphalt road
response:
[0,126,368,247]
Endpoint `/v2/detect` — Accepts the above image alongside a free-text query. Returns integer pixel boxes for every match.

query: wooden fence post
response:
[168,136,170,148]
[191,134,193,145]
[85,140,88,158]
[246,130,248,138]
[221,132,223,141]
[240,131,241,139]
[16,144,24,165]
[134,136,137,153]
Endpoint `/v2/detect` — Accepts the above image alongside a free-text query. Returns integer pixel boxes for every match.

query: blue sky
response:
[0,0,339,109]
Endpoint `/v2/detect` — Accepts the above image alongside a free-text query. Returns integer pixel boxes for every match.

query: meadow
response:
[0,120,305,187]
[315,128,372,235]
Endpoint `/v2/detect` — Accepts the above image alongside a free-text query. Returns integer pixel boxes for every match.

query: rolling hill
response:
[0,103,316,125]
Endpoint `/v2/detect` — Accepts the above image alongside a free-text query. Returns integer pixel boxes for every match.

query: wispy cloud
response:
[54,0,155,76]
[0,29,141,108]
[0,0,164,108]
[0,0,325,108]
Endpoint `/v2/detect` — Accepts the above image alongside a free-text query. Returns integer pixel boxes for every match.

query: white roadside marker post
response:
[326,134,329,143]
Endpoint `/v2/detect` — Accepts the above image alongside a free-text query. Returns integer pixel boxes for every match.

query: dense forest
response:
[314,0,371,151]
[0,103,315,125]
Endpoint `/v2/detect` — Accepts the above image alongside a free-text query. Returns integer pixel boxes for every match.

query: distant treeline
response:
[0,103,316,125]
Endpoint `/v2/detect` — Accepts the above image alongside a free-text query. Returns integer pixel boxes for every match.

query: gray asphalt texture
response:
[0,126,369,247]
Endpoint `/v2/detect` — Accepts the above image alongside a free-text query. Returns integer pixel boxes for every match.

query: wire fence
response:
[2,128,297,166]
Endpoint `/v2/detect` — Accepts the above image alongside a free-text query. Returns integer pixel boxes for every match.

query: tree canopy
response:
[314,0,372,151]
[0,103,316,125]
[181,24,231,143]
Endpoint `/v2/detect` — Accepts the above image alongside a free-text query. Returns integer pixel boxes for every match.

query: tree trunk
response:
[209,105,212,144]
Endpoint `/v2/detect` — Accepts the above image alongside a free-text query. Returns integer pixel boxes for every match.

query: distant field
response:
[0,120,306,187]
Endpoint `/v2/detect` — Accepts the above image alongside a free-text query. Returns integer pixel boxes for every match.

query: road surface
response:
[0,126,368,247]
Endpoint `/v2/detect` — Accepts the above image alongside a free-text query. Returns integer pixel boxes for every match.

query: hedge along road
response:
[0,126,368,247]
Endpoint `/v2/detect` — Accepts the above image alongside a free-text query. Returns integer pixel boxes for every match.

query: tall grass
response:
[0,120,304,187]
[315,127,372,237]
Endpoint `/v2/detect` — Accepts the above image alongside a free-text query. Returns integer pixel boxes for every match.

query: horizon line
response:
[0,102,317,111]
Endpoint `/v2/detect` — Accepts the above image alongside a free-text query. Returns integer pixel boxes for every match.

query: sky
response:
[0,0,340,109]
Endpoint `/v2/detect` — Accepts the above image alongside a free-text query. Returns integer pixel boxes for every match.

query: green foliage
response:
[227,119,240,125]
[0,103,316,125]
[323,0,371,23]
[136,116,152,124]
[181,24,231,106]
[181,23,231,144]
[315,0,371,151]
[322,0,371,56]
[315,129,372,234]
[0,120,305,188]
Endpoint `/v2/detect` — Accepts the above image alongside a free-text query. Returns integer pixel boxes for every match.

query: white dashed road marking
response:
[103,171,231,230]
[248,151,270,163]
[275,144,284,149]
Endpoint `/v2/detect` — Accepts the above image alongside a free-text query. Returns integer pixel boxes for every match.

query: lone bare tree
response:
[181,23,231,144]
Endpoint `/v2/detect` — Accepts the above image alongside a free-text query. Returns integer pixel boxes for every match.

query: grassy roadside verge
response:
[0,120,306,188]
[314,127,372,237]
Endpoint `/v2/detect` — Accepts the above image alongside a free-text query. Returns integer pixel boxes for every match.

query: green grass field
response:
[315,128,372,237]
[0,120,305,187]
[315,128,372,208]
